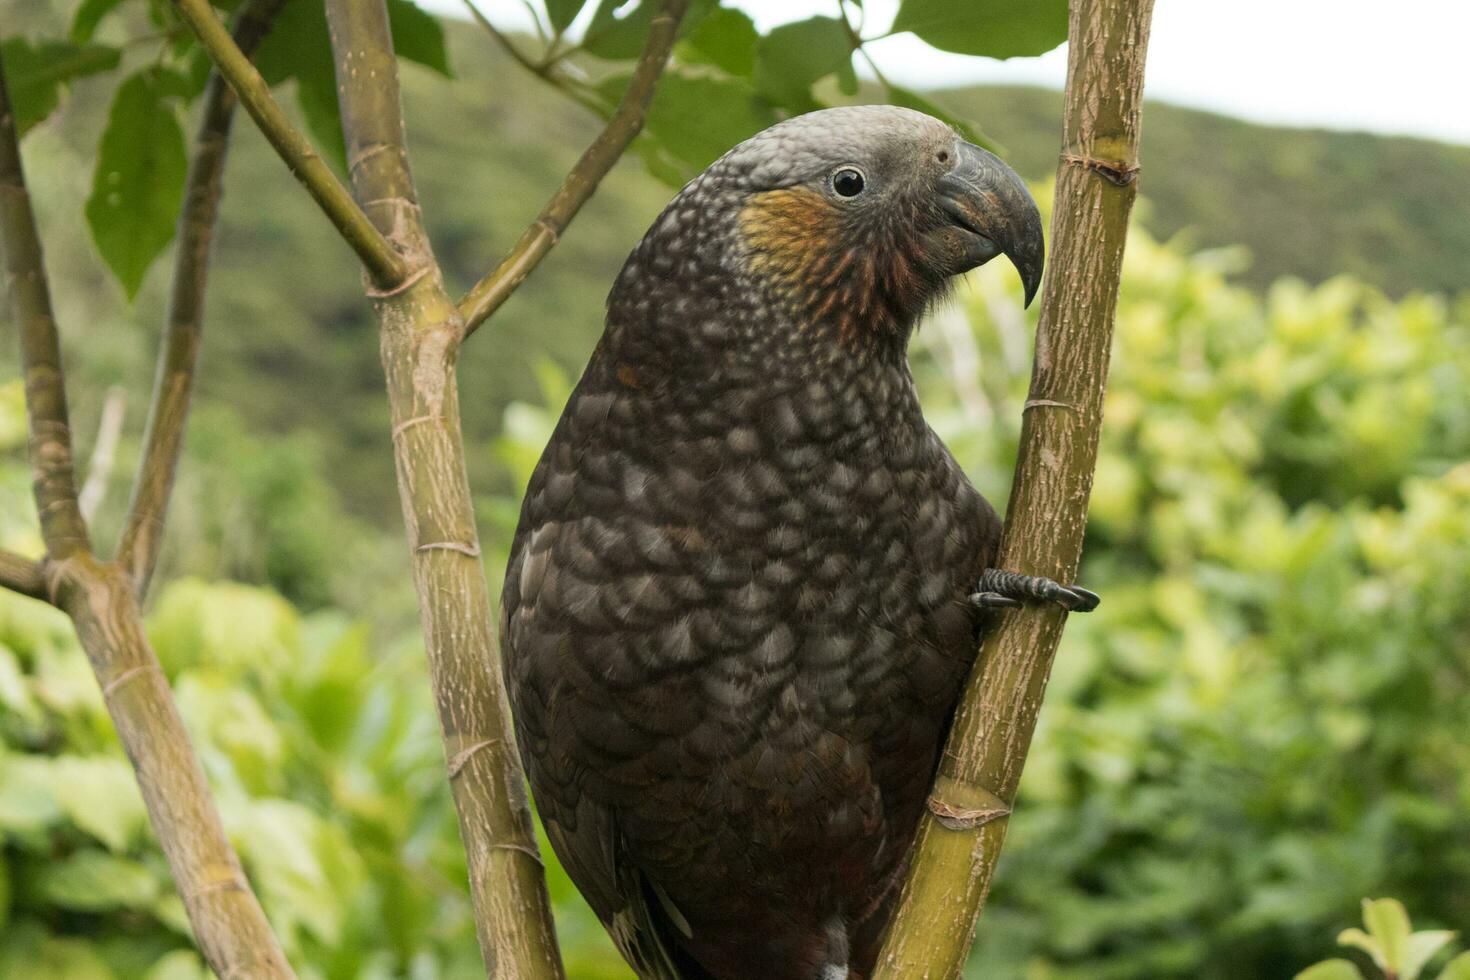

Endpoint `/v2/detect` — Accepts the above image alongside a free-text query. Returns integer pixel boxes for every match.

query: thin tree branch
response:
[872,0,1157,974]
[0,549,47,601]
[1,48,295,979]
[456,0,689,338]
[459,1,610,120]
[53,556,296,979]
[0,53,90,561]
[119,0,288,597]
[323,0,566,974]
[462,0,547,76]
[167,0,408,288]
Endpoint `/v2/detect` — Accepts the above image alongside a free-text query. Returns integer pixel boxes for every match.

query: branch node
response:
[187,872,249,900]
[446,737,499,779]
[416,540,482,557]
[103,662,163,699]
[348,140,394,175]
[490,840,546,865]
[1060,153,1141,186]
[365,262,431,297]
[1023,398,1078,414]
[390,413,445,440]
[926,793,1012,832]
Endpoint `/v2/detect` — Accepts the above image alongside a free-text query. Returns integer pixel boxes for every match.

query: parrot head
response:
[724,106,1045,339]
[608,105,1044,357]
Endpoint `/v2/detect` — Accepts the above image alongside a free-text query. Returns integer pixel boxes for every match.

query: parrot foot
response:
[969,569,1100,613]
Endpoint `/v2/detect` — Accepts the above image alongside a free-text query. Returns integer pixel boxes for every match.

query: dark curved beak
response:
[935,141,1045,307]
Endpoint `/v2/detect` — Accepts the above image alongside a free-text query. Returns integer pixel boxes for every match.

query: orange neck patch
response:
[739,187,925,344]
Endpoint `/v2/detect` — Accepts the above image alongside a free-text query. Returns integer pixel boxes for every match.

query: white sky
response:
[463,0,1470,146]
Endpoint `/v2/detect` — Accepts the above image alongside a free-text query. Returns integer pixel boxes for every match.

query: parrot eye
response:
[831,167,866,198]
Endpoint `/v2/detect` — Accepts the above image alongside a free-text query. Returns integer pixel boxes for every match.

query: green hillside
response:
[5,19,1467,569]
[936,84,1470,297]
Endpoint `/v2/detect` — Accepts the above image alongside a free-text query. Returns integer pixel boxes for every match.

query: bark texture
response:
[324,1,566,974]
[168,0,406,287]
[1,45,294,979]
[56,556,295,979]
[871,1,1156,975]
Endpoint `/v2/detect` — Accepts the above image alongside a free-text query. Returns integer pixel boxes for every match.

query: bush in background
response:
[1,217,1468,976]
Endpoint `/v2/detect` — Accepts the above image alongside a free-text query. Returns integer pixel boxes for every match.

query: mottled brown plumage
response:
[501,106,1057,979]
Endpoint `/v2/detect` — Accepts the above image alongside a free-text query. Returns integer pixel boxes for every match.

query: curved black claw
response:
[1059,586,1101,613]
[973,569,1101,613]
[969,592,1023,610]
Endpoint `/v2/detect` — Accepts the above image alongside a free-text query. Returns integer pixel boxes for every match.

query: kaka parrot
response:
[501,106,1096,980]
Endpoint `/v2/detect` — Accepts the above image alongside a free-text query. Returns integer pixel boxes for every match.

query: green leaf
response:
[1361,898,1414,973]
[680,6,758,77]
[145,951,209,980]
[581,0,717,59]
[294,68,350,174]
[71,0,128,41]
[892,0,1068,59]
[147,579,300,677]
[0,38,120,135]
[0,753,63,832]
[233,799,366,946]
[884,83,998,153]
[0,926,116,980]
[253,0,447,172]
[252,1,347,169]
[1439,952,1470,980]
[0,857,10,931]
[1403,931,1457,980]
[35,850,162,912]
[1294,960,1366,980]
[85,69,187,299]
[388,0,452,76]
[583,0,657,60]
[544,0,589,33]
[606,70,775,178]
[1339,928,1385,969]
[50,755,149,852]
[753,16,853,111]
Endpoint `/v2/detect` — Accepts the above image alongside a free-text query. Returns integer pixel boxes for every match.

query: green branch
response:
[0,55,90,561]
[167,0,408,288]
[0,549,47,601]
[872,0,1157,974]
[457,0,689,337]
[118,0,289,597]
[323,0,568,973]
[1,47,295,979]
[459,1,611,122]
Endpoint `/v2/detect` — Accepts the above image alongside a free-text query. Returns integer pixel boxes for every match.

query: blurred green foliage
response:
[916,227,1470,978]
[4,1,1470,976]
[1295,898,1470,980]
[4,207,1469,976]
[4,2,1466,537]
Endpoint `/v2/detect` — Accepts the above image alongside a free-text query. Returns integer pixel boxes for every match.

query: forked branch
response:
[119,0,289,596]
[1,59,90,562]
[872,0,1157,974]
[167,0,408,288]
[457,0,689,337]
[324,0,566,974]
[1,42,295,980]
